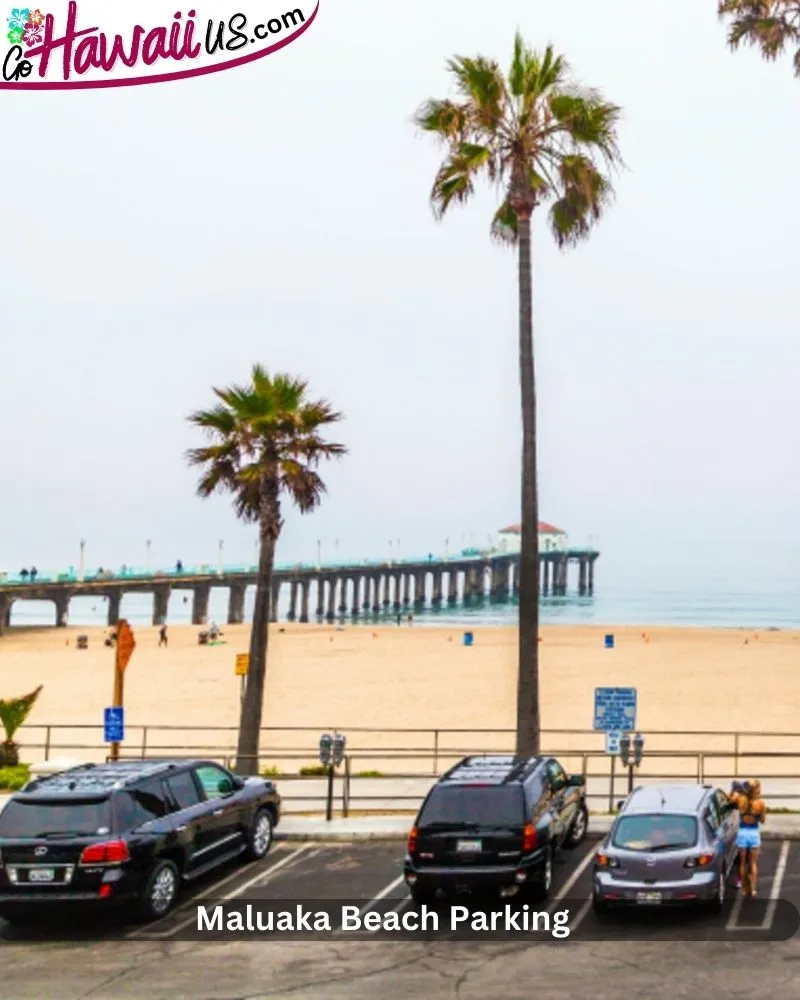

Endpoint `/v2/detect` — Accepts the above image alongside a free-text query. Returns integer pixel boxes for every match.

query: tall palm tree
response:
[187,366,346,774]
[0,685,42,766]
[414,34,622,756]
[718,1,800,76]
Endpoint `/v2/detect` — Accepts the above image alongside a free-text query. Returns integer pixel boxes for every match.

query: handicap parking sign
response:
[104,707,124,742]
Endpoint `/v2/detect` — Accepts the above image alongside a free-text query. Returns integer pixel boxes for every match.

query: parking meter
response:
[332,733,346,767]
[319,733,332,766]
[633,732,645,767]
[618,732,631,768]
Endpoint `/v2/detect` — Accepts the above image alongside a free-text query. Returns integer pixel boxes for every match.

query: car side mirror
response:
[218,778,234,795]
[568,774,586,787]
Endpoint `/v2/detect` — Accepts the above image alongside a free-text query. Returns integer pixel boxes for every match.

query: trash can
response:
[604,633,615,649]
[463,631,474,647]
[76,634,88,650]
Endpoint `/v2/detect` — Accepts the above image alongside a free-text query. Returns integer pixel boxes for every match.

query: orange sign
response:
[116,619,136,673]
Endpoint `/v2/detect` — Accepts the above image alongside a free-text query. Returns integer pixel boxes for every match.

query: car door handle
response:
[212,809,224,817]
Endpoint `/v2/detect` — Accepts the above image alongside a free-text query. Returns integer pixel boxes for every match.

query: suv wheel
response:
[592,892,609,915]
[565,804,589,847]
[245,808,273,861]
[531,847,553,900]
[138,859,179,921]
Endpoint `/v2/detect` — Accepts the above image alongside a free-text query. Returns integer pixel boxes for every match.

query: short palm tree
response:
[187,366,346,774]
[718,1,800,76]
[414,34,622,756]
[0,685,42,766]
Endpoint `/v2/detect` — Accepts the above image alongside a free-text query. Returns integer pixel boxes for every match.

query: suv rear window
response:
[418,785,524,828]
[0,798,112,838]
[613,814,698,851]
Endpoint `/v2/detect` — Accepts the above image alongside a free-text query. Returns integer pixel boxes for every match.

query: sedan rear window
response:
[418,786,524,828]
[613,814,698,851]
[0,798,112,838]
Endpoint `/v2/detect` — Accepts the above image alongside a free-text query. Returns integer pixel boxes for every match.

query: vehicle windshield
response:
[0,798,112,838]
[418,785,524,828]
[612,813,698,851]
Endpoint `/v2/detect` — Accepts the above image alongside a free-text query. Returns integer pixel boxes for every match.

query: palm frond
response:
[718,0,800,73]
[0,686,43,742]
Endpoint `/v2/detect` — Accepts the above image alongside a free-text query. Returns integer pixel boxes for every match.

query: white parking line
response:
[726,840,788,932]
[334,874,406,934]
[126,844,318,940]
[567,897,592,934]
[547,845,596,914]
[761,839,790,931]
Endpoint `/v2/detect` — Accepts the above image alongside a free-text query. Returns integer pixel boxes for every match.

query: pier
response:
[0,549,599,634]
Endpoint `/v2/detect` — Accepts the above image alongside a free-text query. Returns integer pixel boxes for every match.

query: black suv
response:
[0,759,281,925]
[403,755,587,903]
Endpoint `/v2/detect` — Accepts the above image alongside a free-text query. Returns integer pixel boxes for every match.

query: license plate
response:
[456,839,482,853]
[28,868,55,882]
[636,891,662,904]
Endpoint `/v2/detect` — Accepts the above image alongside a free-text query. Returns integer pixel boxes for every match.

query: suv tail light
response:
[522,824,537,852]
[685,853,713,869]
[407,827,418,855]
[80,841,130,865]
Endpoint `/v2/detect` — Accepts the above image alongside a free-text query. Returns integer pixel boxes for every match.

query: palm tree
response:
[414,34,622,756]
[187,366,346,774]
[0,685,43,766]
[718,1,800,76]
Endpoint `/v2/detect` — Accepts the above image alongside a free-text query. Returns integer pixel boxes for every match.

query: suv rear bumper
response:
[404,846,549,892]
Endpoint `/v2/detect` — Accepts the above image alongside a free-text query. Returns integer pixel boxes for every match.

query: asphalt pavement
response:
[2,838,800,998]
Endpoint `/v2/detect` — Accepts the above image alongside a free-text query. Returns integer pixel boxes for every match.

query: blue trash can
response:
[463,632,474,647]
[604,634,615,649]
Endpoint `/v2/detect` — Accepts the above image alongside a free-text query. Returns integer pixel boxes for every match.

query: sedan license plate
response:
[636,891,662,904]
[456,839,482,853]
[28,868,55,883]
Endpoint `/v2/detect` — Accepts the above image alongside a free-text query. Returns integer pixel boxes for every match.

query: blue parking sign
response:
[593,687,637,731]
[104,706,124,742]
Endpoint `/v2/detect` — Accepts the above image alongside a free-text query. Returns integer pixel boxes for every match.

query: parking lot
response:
[3,837,800,998]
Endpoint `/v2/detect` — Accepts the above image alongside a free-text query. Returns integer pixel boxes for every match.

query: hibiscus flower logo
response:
[6,25,22,44]
[27,6,43,24]
[6,7,30,30]
[22,20,40,44]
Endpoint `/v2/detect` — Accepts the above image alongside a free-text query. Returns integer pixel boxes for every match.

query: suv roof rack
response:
[441,755,542,786]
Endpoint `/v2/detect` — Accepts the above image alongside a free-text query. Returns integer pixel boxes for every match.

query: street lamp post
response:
[388,540,393,568]
[217,540,224,576]
[78,539,86,582]
[145,539,151,573]
[334,539,339,564]
[445,538,449,560]
[317,539,321,571]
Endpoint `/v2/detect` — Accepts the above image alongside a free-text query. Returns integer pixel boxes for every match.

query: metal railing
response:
[13,724,800,815]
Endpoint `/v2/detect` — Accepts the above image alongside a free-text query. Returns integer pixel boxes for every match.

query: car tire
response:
[244,808,274,861]
[137,858,180,922]
[708,870,725,913]
[531,847,554,901]
[592,893,609,915]
[410,883,436,906]
[565,804,589,848]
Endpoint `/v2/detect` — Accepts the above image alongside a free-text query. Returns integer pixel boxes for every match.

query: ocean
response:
[6,542,800,630]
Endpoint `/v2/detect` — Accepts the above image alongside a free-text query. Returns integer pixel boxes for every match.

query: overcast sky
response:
[1,0,798,578]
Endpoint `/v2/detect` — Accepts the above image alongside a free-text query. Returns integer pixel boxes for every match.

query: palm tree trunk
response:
[515,209,540,758]
[236,521,277,774]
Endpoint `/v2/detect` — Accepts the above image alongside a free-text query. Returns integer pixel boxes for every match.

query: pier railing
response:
[13,724,800,815]
[0,551,497,587]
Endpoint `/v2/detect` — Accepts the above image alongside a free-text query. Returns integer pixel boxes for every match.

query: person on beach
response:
[731,779,766,897]
[158,624,168,647]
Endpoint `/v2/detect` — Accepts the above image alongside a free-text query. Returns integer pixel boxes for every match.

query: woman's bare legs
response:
[739,848,751,896]
[749,847,760,897]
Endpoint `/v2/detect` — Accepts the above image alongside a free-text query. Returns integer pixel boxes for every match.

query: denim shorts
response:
[737,826,761,850]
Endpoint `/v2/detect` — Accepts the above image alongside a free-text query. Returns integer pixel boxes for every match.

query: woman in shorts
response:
[735,779,766,897]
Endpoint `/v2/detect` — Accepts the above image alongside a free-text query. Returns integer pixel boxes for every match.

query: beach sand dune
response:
[2,623,799,777]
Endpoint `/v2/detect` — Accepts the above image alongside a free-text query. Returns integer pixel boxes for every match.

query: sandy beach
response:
[2,622,800,778]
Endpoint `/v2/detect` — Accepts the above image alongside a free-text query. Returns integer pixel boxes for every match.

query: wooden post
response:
[110,641,124,762]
